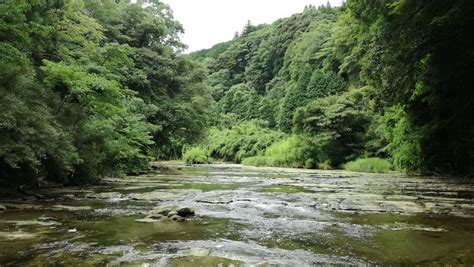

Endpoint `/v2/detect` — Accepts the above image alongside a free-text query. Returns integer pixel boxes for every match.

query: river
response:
[1,163,474,265]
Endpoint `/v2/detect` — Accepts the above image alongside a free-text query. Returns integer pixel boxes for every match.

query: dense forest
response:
[1,0,473,187]
[0,0,212,185]
[187,0,474,175]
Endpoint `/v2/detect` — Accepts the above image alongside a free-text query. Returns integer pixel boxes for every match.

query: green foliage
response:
[182,147,212,164]
[0,0,211,184]
[207,122,285,163]
[206,0,474,175]
[189,41,232,61]
[376,106,422,173]
[342,0,474,174]
[199,6,346,133]
[343,158,392,174]
[242,135,318,168]
[294,88,373,167]
[2,0,472,179]
[215,83,262,123]
[277,69,345,132]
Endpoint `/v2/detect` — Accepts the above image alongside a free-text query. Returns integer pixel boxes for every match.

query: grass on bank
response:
[343,158,392,173]
[182,147,212,164]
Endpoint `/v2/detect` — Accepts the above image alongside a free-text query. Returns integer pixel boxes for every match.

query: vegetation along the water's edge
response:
[1,0,474,265]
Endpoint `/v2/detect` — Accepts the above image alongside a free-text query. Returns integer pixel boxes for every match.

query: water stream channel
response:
[1,163,474,265]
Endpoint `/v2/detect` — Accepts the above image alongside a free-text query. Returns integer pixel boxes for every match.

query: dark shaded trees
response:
[0,0,211,185]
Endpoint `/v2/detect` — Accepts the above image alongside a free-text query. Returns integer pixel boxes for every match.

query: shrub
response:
[343,157,392,173]
[182,147,212,164]
[207,122,285,163]
[241,134,319,168]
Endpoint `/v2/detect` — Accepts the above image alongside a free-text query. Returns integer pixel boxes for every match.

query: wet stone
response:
[150,205,179,216]
[169,215,185,222]
[148,214,166,220]
[52,205,92,211]
[0,231,37,240]
[197,196,234,204]
[2,219,60,226]
[177,207,195,217]
[3,203,43,210]
[0,204,5,211]
[167,210,178,217]
[135,218,162,223]
[180,247,210,256]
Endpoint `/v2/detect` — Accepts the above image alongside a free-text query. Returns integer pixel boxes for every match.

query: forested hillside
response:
[0,0,212,185]
[1,0,473,187]
[188,1,474,175]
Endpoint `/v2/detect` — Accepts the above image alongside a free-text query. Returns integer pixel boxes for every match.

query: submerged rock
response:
[0,204,5,211]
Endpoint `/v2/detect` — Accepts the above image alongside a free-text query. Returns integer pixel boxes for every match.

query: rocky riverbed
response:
[1,163,474,265]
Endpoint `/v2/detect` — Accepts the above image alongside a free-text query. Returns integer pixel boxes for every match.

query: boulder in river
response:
[141,205,195,222]
[177,207,195,217]
[149,205,179,217]
[0,204,6,211]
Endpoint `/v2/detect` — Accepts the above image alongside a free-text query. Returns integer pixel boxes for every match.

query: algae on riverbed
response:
[1,163,473,265]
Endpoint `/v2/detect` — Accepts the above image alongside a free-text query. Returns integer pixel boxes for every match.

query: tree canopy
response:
[0,0,211,185]
[1,0,473,186]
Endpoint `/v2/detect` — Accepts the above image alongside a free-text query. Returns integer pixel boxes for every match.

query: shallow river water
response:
[1,163,474,266]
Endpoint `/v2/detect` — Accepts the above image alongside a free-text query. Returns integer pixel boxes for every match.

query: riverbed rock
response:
[6,219,60,226]
[150,205,179,217]
[0,231,37,240]
[0,205,6,211]
[149,205,195,217]
[167,210,178,217]
[168,256,242,266]
[197,196,234,204]
[3,203,43,210]
[148,214,166,220]
[169,215,185,222]
[189,248,210,256]
[52,205,92,211]
[177,207,195,217]
[136,217,162,223]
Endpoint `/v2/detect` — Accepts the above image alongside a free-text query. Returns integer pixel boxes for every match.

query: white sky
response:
[160,0,342,52]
